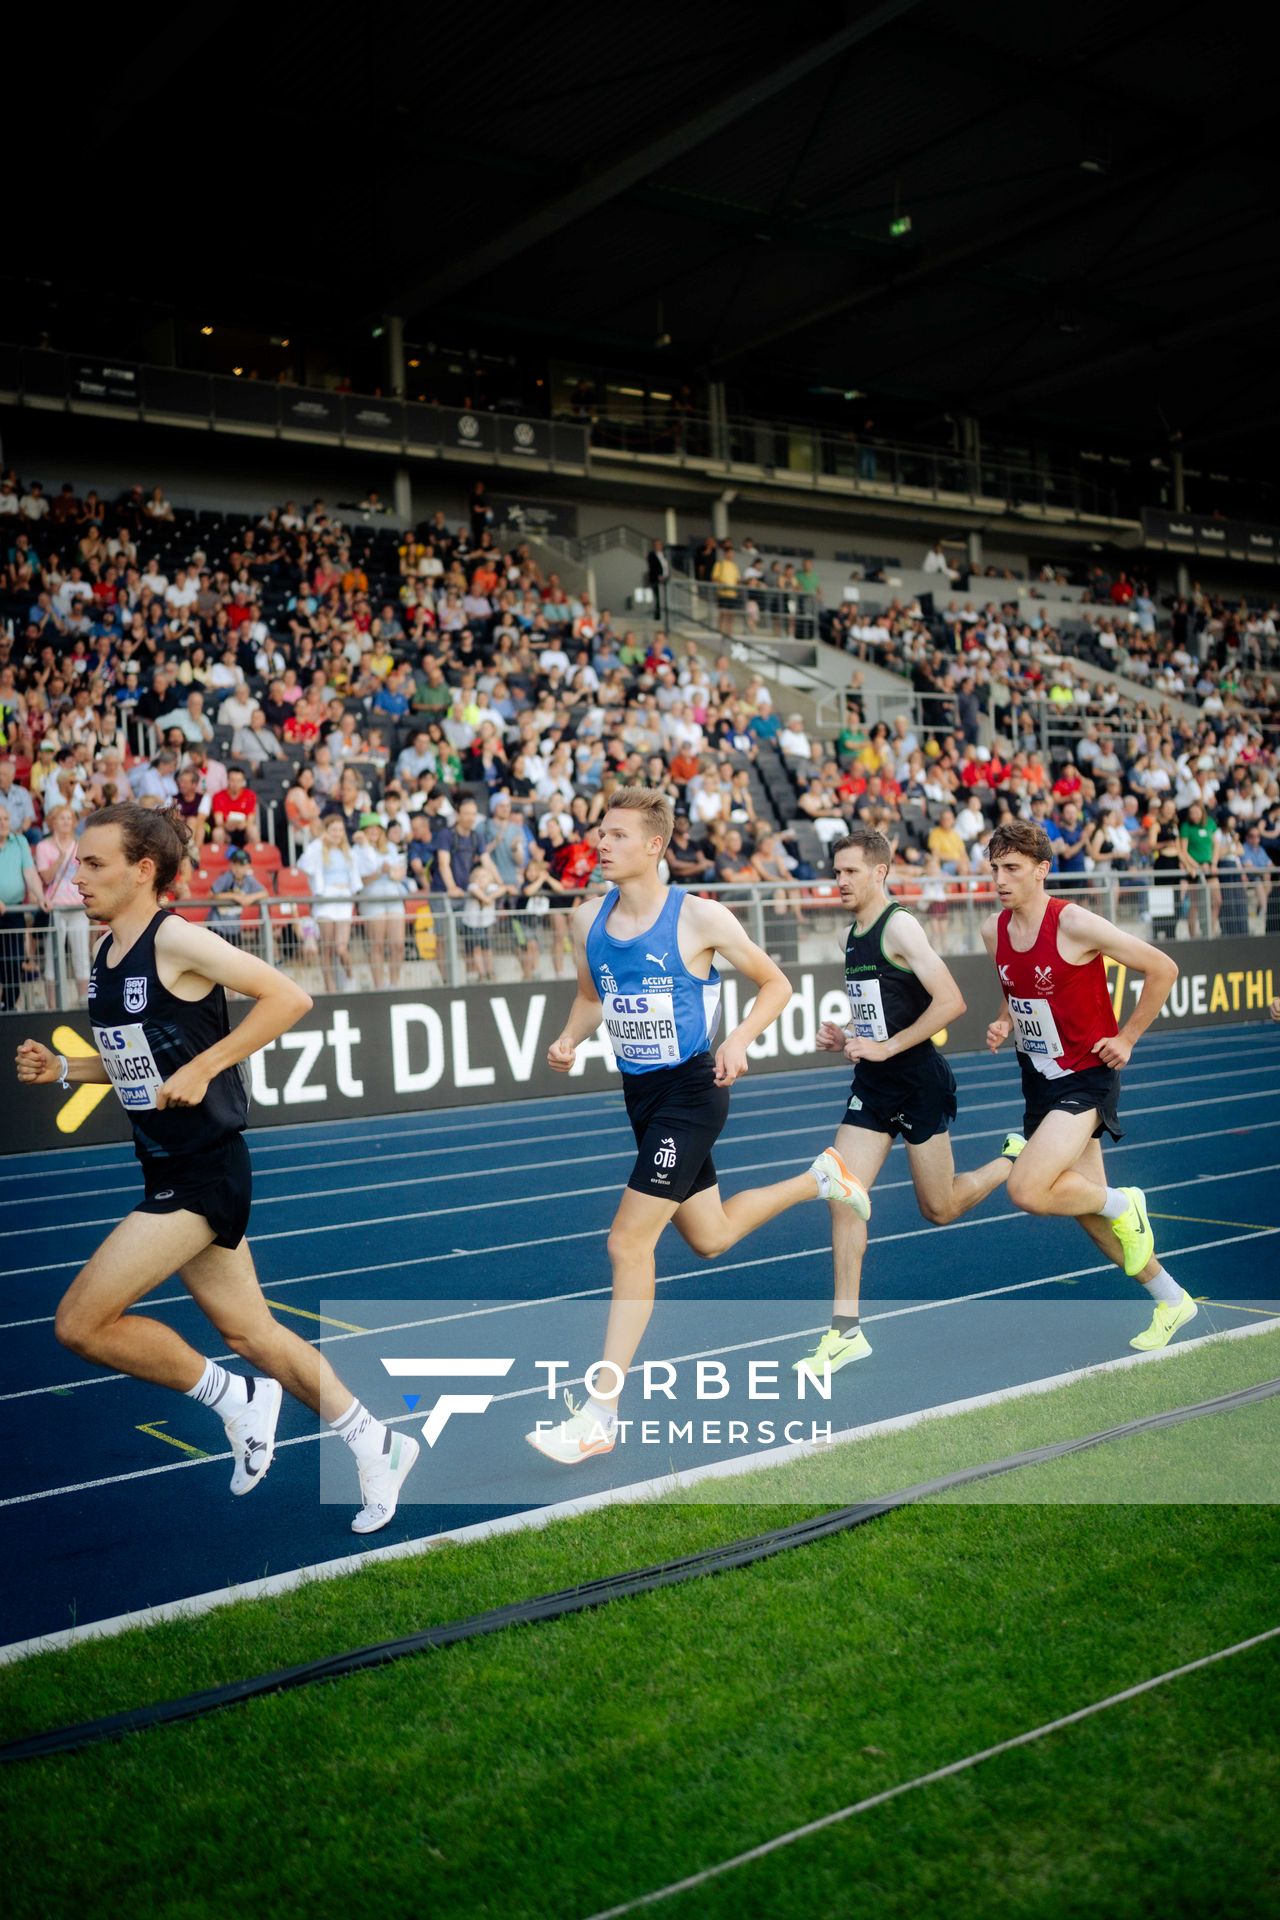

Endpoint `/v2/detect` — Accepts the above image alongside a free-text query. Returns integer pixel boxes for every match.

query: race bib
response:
[845,976,888,1043]
[93,1022,165,1111]
[602,991,679,1066]
[1008,995,1067,1080]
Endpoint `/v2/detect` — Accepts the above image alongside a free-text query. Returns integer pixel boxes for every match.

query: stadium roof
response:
[10,2,1275,453]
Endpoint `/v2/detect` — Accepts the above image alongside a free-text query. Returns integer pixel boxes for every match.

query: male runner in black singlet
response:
[15,802,419,1533]
[795,827,1022,1376]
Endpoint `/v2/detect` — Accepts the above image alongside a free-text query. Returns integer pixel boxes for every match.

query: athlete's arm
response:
[842,911,965,1064]
[1057,903,1178,1068]
[150,914,313,1108]
[683,894,791,1087]
[980,911,1014,1052]
[15,1040,110,1086]
[547,899,605,1071]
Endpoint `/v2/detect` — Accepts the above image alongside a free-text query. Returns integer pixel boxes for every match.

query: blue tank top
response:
[585,885,721,1075]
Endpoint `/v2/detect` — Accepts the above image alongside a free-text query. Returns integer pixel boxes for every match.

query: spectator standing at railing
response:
[710,541,740,638]
[354,819,407,989]
[297,816,360,992]
[1047,801,1088,886]
[0,801,45,1011]
[34,804,86,1006]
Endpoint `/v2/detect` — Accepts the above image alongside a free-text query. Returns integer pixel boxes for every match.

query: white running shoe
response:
[525,1390,618,1465]
[223,1376,283,1496]
[809,1147,872,1220]
[352,1429,421,1534]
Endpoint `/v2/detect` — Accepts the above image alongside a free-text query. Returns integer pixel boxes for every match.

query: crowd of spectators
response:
[1,467,1278,1008]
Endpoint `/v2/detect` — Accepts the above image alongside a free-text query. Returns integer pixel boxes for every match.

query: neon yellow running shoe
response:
[793,1326,873,1376]
[1110,1185,1155,1277]
[1130,1294,1198,1351]
[1001,1132,1027,1159]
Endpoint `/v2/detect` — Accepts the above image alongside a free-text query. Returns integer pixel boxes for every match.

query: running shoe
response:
[525,1390,617,1465]
[1110,1185,1155,1278]
[1001,1132,1027,1160]
[223,1376,283,1496]
[793,1326,873,1376]
[809,1148,872,1219]
[1130,1294,1198,1351]
[352,1429,422,1534]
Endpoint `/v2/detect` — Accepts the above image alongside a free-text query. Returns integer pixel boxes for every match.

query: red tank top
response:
[995,895,1117,1079]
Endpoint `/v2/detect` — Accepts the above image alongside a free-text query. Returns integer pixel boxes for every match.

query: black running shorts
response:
[623,1052,731,1204]
[841,1052,958,1146]
[135,1132,253,1249]
[1019,1056,1123,1143]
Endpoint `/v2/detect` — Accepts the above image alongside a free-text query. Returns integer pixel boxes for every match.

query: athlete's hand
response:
[15,1040,58,1085]
[844,1035,890,1064]
[714,1038,749,1086]
[1091,1033,1132,1069]
[817,1021,848,1052]
[156,1061,211,1109]
[547,1035,577,1073]
[986,1015,1013,1054]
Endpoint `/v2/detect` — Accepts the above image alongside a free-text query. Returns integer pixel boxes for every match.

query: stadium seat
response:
[199,848,230,881]
[250,843,282,880]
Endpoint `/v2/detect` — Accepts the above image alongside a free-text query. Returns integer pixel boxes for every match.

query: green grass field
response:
[2,1329,1277,1920]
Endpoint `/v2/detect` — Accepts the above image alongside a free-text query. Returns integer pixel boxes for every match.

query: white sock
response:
[186,1357,249,1417]
[584,1396,618,1431]
[1142,1265,1184,1307]
[1098,1187,1131,1221]
[330,1397,390,1467]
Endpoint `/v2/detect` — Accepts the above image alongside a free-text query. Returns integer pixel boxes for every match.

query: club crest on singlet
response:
[123,976,148,1014]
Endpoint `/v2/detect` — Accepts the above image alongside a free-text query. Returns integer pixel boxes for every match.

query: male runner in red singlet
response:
[981,819,1194,1350]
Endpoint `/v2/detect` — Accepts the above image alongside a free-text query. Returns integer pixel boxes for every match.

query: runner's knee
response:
[54,1295,108,1356]
[917,1192,955,1226]
[1005,1165,1043,1213]
[607,1225,658,1268]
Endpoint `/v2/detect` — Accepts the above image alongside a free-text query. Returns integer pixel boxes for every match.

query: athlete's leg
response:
[671,1160,835,1260]
[180,1237,357,1420]
[1005,1107,1109,1217]
[1066,1136,1160,1282]
[906,1130,1012,1227]
[825,1124,891,1315]
[183,1236,420,1524]
[597,1186,682,1407]
[55,1209,222,1387]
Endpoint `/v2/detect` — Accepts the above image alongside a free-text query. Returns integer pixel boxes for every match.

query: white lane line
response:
[0,1228,1275,1483]
[3,1101,1278,1292]
[7,1071,1278,1248]
[1,1316,1275,1665]
[580,1624,1280,1919]
[0,1021,1266,1184]
[4,1050,1273,1207]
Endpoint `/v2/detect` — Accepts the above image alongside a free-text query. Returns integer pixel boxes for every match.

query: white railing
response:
[12,867,1269,1011]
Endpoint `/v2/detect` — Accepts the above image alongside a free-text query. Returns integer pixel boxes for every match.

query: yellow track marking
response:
[262,1300,368,1332]
[136,1420,209,1458]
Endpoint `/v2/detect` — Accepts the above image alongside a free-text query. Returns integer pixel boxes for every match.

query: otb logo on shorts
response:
[654,1136,678,1170]
[123,977,148,1014]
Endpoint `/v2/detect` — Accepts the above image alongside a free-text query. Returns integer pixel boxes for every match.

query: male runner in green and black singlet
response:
[795,827,1022,1377]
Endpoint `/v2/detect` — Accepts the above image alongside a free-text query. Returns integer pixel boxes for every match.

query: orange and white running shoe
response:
[525,1390,618,1465]
[809,1147,872,1220]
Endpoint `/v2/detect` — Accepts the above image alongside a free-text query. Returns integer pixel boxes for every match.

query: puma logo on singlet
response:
[646,951,669,970]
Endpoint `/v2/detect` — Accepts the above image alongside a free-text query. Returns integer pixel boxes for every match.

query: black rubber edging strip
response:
[4,1374,1277,1765]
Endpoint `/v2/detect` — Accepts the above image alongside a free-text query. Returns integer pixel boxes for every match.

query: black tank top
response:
[88,908,249,1163]
[844,902,934,1088]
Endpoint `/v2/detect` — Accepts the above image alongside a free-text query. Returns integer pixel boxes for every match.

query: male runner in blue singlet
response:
[16,802,419,1533]
[526,787,870,1464]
